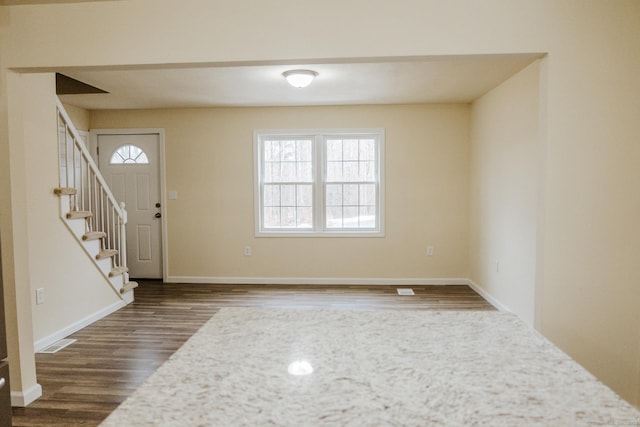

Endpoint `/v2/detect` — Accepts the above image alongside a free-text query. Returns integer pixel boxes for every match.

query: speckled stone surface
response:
[101,308,640,426]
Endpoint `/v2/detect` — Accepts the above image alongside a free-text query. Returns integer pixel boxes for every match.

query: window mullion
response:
[315,134,324,232]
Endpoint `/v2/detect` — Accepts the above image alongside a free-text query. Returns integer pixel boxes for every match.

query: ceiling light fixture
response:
[283,69,318,88]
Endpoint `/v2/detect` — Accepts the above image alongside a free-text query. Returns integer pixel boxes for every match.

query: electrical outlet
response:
[244,246,252,256]
[426,246,434,256]
[36,288,45,305]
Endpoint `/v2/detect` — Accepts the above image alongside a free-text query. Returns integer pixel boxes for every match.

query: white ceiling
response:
[58,54,542,110]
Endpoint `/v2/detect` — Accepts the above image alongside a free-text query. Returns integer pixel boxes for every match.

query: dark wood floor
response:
[11,282,493,426]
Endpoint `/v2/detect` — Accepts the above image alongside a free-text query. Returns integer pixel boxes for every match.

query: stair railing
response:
[56,99,128,272]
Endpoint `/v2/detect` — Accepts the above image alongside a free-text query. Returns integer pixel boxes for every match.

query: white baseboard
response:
[165,276,469,286]
[11,383,42,407]
[465,279,512,312]
[33,300,126,353]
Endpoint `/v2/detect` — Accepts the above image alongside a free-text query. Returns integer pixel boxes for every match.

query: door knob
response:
[154,212,161,218]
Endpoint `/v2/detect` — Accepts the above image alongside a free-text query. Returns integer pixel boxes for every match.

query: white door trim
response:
[91,128,168,281]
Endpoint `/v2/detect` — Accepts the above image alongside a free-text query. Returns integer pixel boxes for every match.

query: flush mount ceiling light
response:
[283,69,318,88]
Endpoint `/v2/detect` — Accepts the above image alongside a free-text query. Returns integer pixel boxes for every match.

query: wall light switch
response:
[168,190,178,200]
[36,288,45,305]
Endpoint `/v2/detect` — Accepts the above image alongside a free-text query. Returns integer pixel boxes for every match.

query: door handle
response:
[0,377,5,390]
[154,212,161,218]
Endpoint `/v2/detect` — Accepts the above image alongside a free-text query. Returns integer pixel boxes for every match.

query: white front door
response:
[97,132,163,279]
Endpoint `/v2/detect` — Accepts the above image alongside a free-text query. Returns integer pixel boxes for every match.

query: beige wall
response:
[24,75,123,345]
[469,60,541,326]
[535,6,640,405]
[2,0,639,407]
[62,103,90,131]
[91,104,470,281]
[1,70,39,404]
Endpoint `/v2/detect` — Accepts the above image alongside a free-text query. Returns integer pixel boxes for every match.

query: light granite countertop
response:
[101,308,640,426]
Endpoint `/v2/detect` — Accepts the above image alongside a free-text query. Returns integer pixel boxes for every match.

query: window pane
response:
[361,161,376,181]
[297,161,313,181]
[360,184,376,206]
[280,185,296,206]
[281,207,297,227]
[264,184,280,207]
[264,207,281,228]
[297,185,313,207]
[326,161,342,182]
[110,144,149,165]
[264,139,313,184]
[130,145,142,158]
[282,140,296,161]
[343,161,359,181]
[297,207,313,228]
[326,184,342,206]
[343,139,359,160]
[343,206,359,227]
[325,139,377,183]
[359,206,376,228]
[343,184,359,205]
[327,139,342,161]
[280,162,295,181]
[111,153,124,164]
[326,207,343,228]
[359,139,375,160]
[264,140,279,161]
[319,136,380,230]
[323,183,378,229]
[260,137,315,229]
[263,184,313,229]
[263,162,279,182]
[297,140,312,161]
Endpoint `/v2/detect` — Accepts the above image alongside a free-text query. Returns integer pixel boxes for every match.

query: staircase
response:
[54,99,137,303]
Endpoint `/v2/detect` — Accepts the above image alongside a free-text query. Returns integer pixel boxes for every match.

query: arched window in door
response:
[110,144,149,164]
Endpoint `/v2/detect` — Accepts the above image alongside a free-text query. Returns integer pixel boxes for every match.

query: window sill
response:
[255,230,385,238]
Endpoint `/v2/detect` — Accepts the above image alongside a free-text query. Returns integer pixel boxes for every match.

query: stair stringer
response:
[58,194,134,304]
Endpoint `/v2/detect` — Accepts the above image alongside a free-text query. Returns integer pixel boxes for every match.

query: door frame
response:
[90,128,168,281]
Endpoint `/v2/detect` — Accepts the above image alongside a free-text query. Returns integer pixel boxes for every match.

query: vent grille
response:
[38,338,77,354]
[396,288,415,296]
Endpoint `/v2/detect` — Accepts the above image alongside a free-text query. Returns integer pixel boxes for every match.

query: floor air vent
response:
[397,288,415,296]
[38,338,77,354]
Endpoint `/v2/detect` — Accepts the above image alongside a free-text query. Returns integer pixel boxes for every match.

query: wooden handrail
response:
[55,98,125,219]
[56,99,128,273]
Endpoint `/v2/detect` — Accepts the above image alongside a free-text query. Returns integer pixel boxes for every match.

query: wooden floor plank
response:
[12,282,493,426]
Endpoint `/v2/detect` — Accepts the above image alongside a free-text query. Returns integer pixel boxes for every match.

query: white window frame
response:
[254,128,385,237]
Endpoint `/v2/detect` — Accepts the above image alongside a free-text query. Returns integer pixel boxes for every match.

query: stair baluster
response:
[53,99,134,300]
